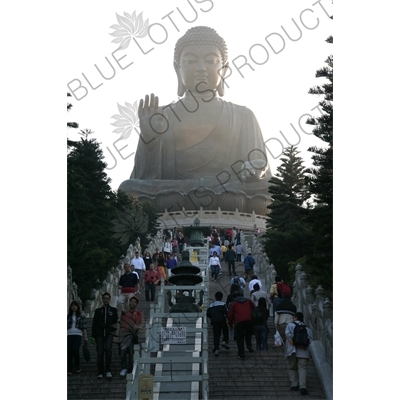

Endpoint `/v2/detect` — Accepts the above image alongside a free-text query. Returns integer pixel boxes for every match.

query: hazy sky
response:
[67,0,333,191]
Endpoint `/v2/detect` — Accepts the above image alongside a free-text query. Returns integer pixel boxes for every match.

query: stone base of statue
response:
[140,188,270,214]
[131,188,271,229]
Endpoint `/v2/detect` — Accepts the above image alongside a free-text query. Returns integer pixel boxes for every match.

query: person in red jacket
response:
[228,291,255,360]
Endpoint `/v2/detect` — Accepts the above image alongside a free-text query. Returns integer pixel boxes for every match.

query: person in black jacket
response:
[224,244,236,276]
[207,292,230,356]
[226,283,240,310]
[91,292,118,379]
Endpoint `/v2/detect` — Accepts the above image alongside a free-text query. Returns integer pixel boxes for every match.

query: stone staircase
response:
[68,264,327,399]
[67,292,155,400]
[206,262,327,400]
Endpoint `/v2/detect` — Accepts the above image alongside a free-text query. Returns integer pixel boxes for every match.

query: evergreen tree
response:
[68,130,161,301]
[267,146,310,231]
[67,130,121,301]
[263,146,312,279]
[302,36,333,295]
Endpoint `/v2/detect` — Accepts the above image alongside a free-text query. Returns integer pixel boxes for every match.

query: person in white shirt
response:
[163,237,172,258]
[208,251,221,283]
[248,276,262,293]
[131,252,145,292]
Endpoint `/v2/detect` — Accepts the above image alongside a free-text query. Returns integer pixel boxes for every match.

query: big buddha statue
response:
[119,26,272,215]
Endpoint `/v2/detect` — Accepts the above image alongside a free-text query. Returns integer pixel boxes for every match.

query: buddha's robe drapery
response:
[119,100,271,196]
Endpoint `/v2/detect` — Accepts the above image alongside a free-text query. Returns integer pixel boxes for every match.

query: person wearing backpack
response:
[285,312,313,395]
[252,297,269,351]
[270,276,292,314]
[229,275,246,294]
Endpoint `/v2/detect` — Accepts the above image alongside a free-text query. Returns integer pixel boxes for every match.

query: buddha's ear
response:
[217,62,229,97]
[174,61,185,97]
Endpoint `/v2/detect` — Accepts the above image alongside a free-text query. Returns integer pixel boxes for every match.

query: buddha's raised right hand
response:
[138,94,169,140]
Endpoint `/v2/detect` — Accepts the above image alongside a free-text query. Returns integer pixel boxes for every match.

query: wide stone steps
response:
[68,263,327,399]
[67,291,155,400]
[206,262,326,399]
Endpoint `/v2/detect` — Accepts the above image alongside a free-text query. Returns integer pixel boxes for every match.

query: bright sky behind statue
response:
[67,0,333,192]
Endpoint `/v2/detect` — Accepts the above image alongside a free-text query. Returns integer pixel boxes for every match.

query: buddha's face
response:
[177,44,225,95]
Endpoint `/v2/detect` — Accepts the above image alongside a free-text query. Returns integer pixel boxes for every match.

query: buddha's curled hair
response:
[174,26,228,65]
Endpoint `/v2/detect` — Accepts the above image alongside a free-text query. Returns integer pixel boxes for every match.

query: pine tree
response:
[303,36,333,294]
[267,146,310,231]
[68,130,161,301]
[67,130,121,301]
[263,146,313,279]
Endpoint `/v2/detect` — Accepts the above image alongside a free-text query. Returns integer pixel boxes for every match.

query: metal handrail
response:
[127,266,210,399]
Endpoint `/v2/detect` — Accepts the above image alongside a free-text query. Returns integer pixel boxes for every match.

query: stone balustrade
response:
[158,207,267,231]
[242,233,333,399]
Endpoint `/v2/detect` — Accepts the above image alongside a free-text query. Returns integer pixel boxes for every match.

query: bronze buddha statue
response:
[119,26,272,214]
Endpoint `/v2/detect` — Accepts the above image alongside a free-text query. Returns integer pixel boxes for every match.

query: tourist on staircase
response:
[142,263,160,301]
[152,249,159,264]
[171,236,179,255]
[250,283,269,308]
[131,252,145,292]
[252,297,269,352]
[166,253,178,279]
[235,242,243,262]
[209,251,222,282]
[92,292,118,379]
[285,312,313,395]
[221,242,227,261]
[119,296,142,377]
[248,275,263,295]
[156,252,167,283]
[274,293,297,344]
[177,232,185,254]
[269,275,292,314]
[118,262,139,313]
[67,301,88,375]
[229,275,246,294]
[163,237,172,259]
[228,291,255,360]
[224,244,236,276]
[143,251,152,271]
[226,283,240,311]
[243,251,256,281]
[207,291,230,356]
[225,228,232,244]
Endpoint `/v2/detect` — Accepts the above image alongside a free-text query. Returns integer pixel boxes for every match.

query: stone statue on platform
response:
[119,26,272,214]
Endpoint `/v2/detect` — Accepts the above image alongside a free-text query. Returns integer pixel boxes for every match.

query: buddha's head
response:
[174,26,229,97]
